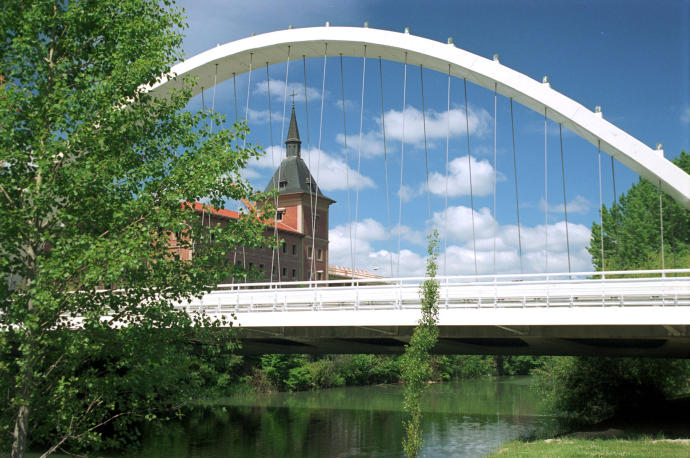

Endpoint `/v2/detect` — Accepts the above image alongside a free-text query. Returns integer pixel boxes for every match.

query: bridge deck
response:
[176,270,690,357]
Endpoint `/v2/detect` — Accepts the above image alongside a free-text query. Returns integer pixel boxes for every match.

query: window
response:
[276,209,285,221]
[282,267,287,277]
[292,244,296,255]
[317,272,323,281]
[317,248,322,261]
[249,262,253,268]
[292,269,296,279]
[279,180,288,189]
[307,246,312,259]
[259,263,264,270]
[281,241,287,253]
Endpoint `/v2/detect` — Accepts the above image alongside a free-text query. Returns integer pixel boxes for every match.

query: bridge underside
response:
[234,325,690,357]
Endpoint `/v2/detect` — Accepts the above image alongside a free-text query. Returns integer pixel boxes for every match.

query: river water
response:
[132,376,559,457]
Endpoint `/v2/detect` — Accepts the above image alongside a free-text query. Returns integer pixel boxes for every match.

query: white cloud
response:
[336,105,492,158]
[330,206,593,278]
[247,108,282,124]
[383,105,491,146]
[682,106,690,123]
[336,129,385,158]
[253,80,322,102]
[397,183,422,202]
[244,146,375,192]
[428,155,497,197]
[540,195,591,215]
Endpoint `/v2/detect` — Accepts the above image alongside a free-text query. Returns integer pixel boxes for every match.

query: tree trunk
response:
[495,355,505,377]
[11,404,30,458]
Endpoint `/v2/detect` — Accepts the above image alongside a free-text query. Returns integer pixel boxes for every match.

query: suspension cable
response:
[210,63,218,132]
[464,79,478,276]
[242,53,253,275]
[420,65,430,218]
[379,57,394,277]
[492,82,497,275]
[311,43,327,283]
[610,157,620,263]
[266,62,280,283]
[339,54,353,281]
[397,52,407,278]
[659,181,665,272]
[232,73,238,123]
[597,140,605,278]
[559,124,571,274]
[302,55,315,282]
[444,66,451,277]
[544,108,548,274]
[510,99,524,274]
[355,46,367,279]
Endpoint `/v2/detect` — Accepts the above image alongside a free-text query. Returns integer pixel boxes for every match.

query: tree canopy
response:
[0,1,268,455]
[588,152,690,271]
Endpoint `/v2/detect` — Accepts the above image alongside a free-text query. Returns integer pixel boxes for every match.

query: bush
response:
[536,356,690,424]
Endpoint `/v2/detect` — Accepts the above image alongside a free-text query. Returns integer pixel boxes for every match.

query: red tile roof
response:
[186,201,302,234]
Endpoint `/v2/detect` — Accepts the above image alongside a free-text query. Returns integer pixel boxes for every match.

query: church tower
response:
[265,104,335,281]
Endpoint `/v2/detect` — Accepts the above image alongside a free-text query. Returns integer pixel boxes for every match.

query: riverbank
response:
[491,396,690,457]
[491,438,690,457]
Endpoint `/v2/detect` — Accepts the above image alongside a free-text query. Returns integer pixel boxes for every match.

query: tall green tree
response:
[0,1,268,456]
[400,230,440,457]
[538,152,690,425]
[589,152,689,271]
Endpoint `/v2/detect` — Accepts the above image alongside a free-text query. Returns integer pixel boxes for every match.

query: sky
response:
[176,0,689,277]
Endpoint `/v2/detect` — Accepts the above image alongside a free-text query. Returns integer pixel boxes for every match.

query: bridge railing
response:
[175,269,690,314]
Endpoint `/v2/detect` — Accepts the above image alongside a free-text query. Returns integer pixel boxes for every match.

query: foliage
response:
[589,152,689,271]
[535,356,689,425]
[537,152,690,426]
[0,1,269,455]
[400,230,441,457]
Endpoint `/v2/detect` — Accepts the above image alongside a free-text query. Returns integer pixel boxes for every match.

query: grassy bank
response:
[491,438,690,457]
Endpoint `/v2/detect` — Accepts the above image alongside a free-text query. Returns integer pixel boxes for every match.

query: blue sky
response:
[177,0,689,277]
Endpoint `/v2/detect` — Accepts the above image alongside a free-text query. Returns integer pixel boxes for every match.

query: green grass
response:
[490,438,690,457]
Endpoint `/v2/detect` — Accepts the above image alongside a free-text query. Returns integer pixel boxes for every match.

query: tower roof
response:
[285,104,301,147]
[264,155,334,203]
[265,105,334,203]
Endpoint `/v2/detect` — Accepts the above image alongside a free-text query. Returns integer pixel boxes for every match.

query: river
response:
[130,376,559,457]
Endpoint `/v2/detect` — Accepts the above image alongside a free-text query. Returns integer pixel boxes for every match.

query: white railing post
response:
[355,289,360,311]
[235,292,239,314]
[273,292,277,312]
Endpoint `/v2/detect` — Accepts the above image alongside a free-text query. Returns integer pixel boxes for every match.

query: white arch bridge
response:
[176,270,690,357]
[150,27,690,357]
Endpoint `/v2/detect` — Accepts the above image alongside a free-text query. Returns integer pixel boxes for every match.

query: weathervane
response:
[289,90,297,105]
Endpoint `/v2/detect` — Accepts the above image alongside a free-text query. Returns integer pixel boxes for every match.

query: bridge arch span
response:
[149,26,690,209]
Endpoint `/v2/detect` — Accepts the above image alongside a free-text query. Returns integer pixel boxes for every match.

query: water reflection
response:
[134,376,558,458]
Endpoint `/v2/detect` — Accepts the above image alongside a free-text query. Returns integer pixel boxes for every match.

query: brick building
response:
[176,104,335,282]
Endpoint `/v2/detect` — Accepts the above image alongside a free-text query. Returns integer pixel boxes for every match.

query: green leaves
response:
[400,229,441,458]
[1,0,269,454]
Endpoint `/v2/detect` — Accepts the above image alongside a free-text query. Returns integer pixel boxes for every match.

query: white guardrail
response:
[176,269,690,314]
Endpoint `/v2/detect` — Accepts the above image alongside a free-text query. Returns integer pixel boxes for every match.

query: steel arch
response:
[148,26,690,209]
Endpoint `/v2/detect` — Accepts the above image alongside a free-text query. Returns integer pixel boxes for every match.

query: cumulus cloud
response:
[384,105,491,146]
[253,80,323,102]
[335,105,492,158]
[428,155,497,197]
[331,206,593,278]
[244,146,375,192]
[540,195,591,215]
[247,108,282,124]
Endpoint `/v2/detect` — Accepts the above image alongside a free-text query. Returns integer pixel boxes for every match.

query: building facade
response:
[176,104,335,282]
